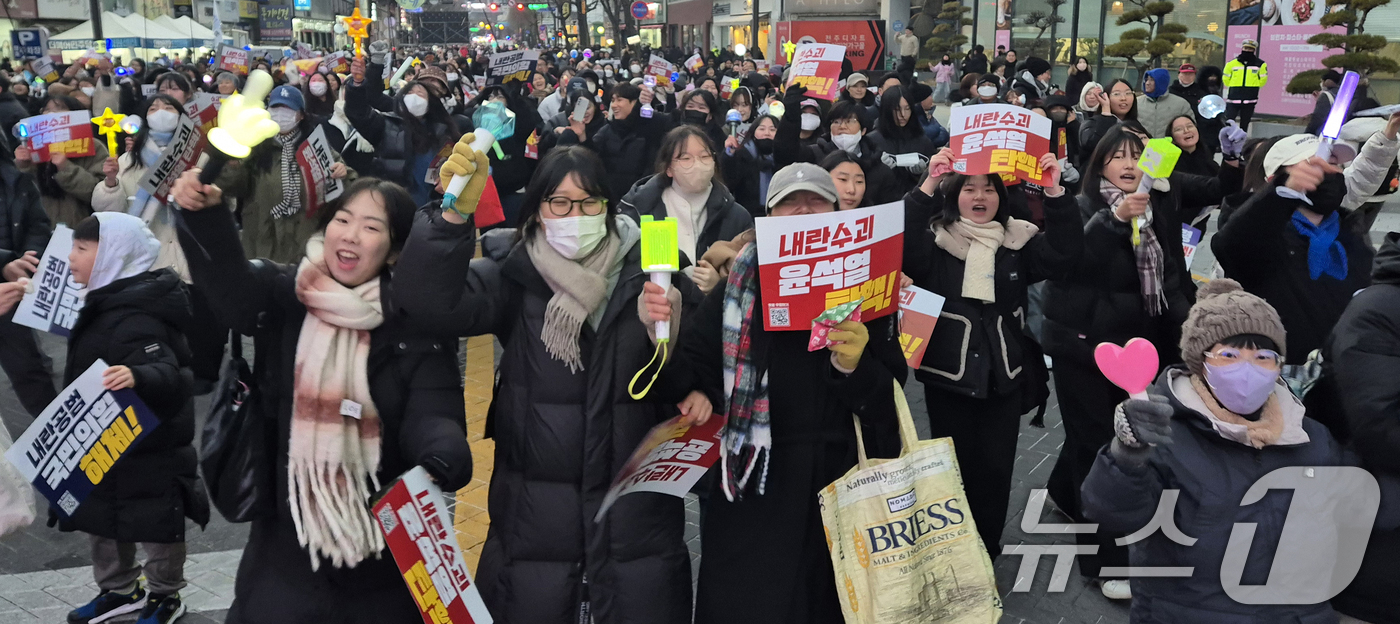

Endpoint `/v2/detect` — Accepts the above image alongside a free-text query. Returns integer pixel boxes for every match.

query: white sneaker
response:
[1101,579,1132,600]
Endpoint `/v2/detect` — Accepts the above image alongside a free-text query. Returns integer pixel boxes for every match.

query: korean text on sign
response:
[487,49,539,85]
[295,126,344,212]
[784,43,846,101]
[12,225,82,336]
[20,111,96,162]
[897,285,947,369]
[646,54,676,80]
[215,44,249,74]
[596,415,724,521]
[4,360,161,517]
[948,103,1053,186]
[755,201,904,331]
[373,467,493,624]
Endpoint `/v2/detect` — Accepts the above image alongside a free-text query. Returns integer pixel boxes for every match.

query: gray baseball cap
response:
[765,163,839,211]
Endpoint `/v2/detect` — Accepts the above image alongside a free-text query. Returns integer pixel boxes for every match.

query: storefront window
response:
[1362,4,1400,103]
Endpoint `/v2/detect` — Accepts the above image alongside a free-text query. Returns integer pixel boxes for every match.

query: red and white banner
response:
[372,467,493,624]
[785,43,845,101]
[139,103,219,200]
[595,415,723,522]
[755,202,903,331]
[949,104,1053,186]
[20,111,95,162]
[215,44,249,75]
[646,54,675,81]
[897,285,946,369]
[295,126,344,214]
[683,53,703,73]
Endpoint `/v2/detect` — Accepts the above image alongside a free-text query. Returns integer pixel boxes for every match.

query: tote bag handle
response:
[853,379,922,470]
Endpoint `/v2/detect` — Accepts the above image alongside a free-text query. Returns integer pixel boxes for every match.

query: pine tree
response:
[1285,0,1398,94]
[1104,0,1189,73]
[917,0,973,59]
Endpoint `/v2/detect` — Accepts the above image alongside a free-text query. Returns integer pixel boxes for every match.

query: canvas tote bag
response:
[818,380,1002,624]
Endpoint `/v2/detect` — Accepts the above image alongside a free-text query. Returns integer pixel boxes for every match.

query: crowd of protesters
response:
[0,32,1398,624]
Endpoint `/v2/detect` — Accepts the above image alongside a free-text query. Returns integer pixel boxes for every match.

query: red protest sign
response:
[897,285,946,368]
[372,467,493,624]
[785,43,845,101]
[595,415,723,522]
[646,54,675,80]
[948,103,1053,186]
[295,126,344,214]
[215,44,249,75]
[755,201,903,331]
[20,111,96,162]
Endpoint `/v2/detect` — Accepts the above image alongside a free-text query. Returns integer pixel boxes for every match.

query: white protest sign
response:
[12,225,81,336]
[296,125,344,211]
[595,415,723,522]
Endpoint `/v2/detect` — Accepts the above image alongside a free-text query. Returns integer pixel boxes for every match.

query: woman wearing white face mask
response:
[620,125,753,294]
[345,77,465,206]
[303,72,336,118]
[720,115,780,220]
[394,144,702,624]
[213,86,353,263]
[771,86,906,206]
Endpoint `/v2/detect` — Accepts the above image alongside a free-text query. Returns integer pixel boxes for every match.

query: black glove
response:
[1111,395,1173,466]
[782,85,808,118]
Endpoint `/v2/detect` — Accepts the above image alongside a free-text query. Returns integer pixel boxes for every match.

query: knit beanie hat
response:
[1179,278,1287,375]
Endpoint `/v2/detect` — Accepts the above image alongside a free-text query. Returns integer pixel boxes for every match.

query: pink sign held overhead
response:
[1256,24,1345,117]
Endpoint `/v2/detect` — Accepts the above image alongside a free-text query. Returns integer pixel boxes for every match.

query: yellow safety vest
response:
[1223,59,1268,89]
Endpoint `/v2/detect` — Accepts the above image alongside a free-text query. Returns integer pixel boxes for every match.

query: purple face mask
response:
[1204,361,1280,414]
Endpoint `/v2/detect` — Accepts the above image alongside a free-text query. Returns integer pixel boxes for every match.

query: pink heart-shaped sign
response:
[1094,338,1160,397]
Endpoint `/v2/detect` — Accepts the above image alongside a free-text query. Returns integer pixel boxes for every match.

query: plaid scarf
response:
[720,243,771,501]
[272,131,304,219]
[1100,179,1166,316]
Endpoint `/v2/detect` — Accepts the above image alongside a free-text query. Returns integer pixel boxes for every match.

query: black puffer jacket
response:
[0,162,48,265]
[903,186,1082,399]
[58,269,208,543]
[618,173,754,265]
[344,79,466,204]
[177,206,474,624]
[592,106,673,203]
[1329,233,1400,624]
[720,141,777,217]
[463,87,542,196]
[394,212,693,624]
[773,126,904,206]
[1212,179,1373,364]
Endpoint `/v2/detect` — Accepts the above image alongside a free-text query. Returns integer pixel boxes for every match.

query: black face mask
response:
[1308,172,1347,214]
[1050,110,1068,124]
[754,138,774,154]
[683,109,708,125]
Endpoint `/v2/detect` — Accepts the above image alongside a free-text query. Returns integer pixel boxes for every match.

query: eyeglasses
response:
[544,195,608,217]
[1204,348,1283,369]
[673,153,714,167]
[831,118,861,130]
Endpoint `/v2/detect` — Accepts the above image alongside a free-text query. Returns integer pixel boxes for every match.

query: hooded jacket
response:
[1082,366,1382,624]
[1212,179,1374,364]
[58,215,207,542]
[1328,233,1400,624]
[1137,69,1195,139]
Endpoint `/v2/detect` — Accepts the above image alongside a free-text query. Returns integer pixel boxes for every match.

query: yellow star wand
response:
[93,107,125,156]
[341,8,373,58]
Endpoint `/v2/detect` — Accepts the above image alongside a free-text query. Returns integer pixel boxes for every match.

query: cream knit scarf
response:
[526,228,621,373]
[934,217,1038,303]
[289,235,386,570]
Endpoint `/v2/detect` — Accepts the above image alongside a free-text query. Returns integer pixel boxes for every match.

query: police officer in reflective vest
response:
[1222,39,1268,132]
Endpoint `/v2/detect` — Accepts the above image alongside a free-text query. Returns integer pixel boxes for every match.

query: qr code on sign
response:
[376,505,398,534]
[57,491,79,516]
[768,304,791,328]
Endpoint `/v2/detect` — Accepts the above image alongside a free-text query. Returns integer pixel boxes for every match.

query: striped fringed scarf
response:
[720,243,772,502]
[1100,179,1166,316]
[271,131,304,219]
[289,235,386,570]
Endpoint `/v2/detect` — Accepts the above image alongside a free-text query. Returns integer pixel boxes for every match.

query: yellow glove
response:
[827,320,870,372]
[208,70,279,158]
[440,132,491,216]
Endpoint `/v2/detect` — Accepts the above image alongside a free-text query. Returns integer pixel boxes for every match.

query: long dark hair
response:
[397,80,461,153]
[1242,136,1283,193]
[1105,78,1139,120]
[1081,126,1146,202]
[819,150,871,207]
[931,173,1010,229]
[314,177,418,258]
[655,124,724,184]
[518,146,615,242]
[876,85,920,140]
[129,94,186,168]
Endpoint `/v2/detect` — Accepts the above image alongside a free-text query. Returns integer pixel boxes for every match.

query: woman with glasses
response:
[1080,278,1390,623]
[394,143,704,624]
[1079,79,1139,168]
[772,87,904,206]
[620,125,753,295]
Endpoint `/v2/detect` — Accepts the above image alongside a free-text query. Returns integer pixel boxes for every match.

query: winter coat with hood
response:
[720,138,779,217]
[1082,365,1393,624]
[591,100,674,203]
[619,173,754,261]
[1042,167,1239,369]
[58,216,207,544]
[1328,233,1400,624]
[392,211,696,624]
[1137,69,1195,138]
[1066,69,1094,109]
[175,204,474,624]
[0,158,49,267]
[1211,179,1373,364]
[345,72,467,206]
[902,182,1083,400]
